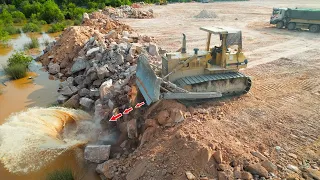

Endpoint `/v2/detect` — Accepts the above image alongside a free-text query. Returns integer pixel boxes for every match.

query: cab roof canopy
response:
[200,26,241,34]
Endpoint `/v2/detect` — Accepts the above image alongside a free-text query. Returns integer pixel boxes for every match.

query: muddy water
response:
[0,30,60,122]
[0,30,99,180]
[0,107,100,180]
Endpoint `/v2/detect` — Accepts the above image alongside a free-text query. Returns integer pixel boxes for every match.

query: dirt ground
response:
[116,0,320,179]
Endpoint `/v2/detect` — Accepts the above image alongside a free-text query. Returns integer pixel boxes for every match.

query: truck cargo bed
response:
[287,8,320,21]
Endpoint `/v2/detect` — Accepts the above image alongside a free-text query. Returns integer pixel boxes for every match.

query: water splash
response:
[0,107,100,174]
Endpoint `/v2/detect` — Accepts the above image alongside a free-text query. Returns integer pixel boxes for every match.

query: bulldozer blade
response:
[136,55,161,105]
[161,92,222,100]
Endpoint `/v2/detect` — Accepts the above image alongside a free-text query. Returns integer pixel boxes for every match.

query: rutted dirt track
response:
[117,0,320,179]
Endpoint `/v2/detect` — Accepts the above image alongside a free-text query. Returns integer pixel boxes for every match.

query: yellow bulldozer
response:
[136,27,252,105]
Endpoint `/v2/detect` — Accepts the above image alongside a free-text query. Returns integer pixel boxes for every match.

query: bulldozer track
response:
[174,72,252,95]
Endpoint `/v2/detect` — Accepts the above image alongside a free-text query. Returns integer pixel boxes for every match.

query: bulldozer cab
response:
[200,27,244,68]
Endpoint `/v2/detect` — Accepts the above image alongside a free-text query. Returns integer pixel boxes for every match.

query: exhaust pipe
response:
[182,33,186,53]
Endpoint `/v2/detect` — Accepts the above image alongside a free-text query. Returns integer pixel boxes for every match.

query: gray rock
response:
[84,145,111,163]
[66,77,74,85]
[80,97,94,109]
[48,63,60,75]
[79,88,90,97]
[86,66,96,76]
[60,86,74,97]
[93,79,103,87]
[70,86,79,94]
[86,47,100,57]
[90,72,98,81]
[59,81,70,89]
[83,76,92,86]
[96,66,110,80]
[123,85,131,92]
[74,75,85,85]
[106,64,116,73]
[118,43,128,51]
[95,53,103,61]
[148,43,159,56]
[90,88,100,98]
[115,53,124,65]
[63,94,80,108]
[57,95,68,104]
[129,64,137,73]
[71,57,88,73]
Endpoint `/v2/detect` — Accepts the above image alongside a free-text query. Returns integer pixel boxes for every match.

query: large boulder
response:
[60,86,74,97]
[63,94,80,108]
[84,145,111,163]
[80,97,94,109]
[79,88,90,97]
[156,110,170,125]
[74,75,85,85]
[246,163,269,178]
[48,63,60,75]
[71,57,89,74]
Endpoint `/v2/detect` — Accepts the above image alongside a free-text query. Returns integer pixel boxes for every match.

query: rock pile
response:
[104,5,154,19]
[194,10,217,19]
[53,28,161,113]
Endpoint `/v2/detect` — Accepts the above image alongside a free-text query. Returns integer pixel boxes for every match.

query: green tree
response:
[40,0,64,23]
[11,11,26,23]
[21,1,42,18]
[0,28,10,46]
[0,9,13,25]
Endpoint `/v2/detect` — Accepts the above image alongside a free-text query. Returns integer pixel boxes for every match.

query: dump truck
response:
[270,8,320,32]
[136,27,252,105]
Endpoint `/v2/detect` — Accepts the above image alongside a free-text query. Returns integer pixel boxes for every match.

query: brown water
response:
[0,29,99,180]
[0,107,100,180]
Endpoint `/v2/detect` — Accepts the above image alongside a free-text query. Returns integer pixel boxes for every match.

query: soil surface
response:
[115,0,320,179]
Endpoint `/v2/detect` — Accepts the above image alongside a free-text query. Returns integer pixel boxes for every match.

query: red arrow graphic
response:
[109,113,122,121]
[123,107,133,115]
[135,102,145,108]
